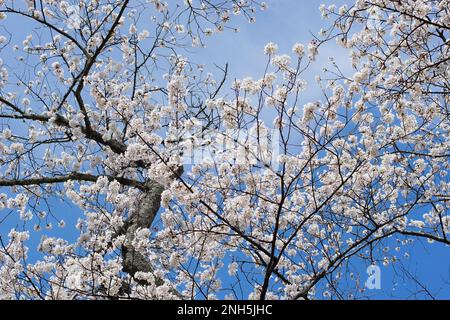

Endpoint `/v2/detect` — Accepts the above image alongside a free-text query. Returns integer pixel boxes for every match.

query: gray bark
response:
[117,166,183,297]
[121,180,165,285]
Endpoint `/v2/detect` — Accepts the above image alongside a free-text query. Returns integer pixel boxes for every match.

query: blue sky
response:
[0,0,449,299]
[197,0,352,97]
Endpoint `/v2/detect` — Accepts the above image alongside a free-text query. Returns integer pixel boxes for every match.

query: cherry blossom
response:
[0,0,449,300]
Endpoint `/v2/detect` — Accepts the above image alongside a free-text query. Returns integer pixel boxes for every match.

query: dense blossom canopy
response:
[0,0,449,299]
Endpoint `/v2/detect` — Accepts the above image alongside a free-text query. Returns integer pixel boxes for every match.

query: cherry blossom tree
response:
[0,0,449,300]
